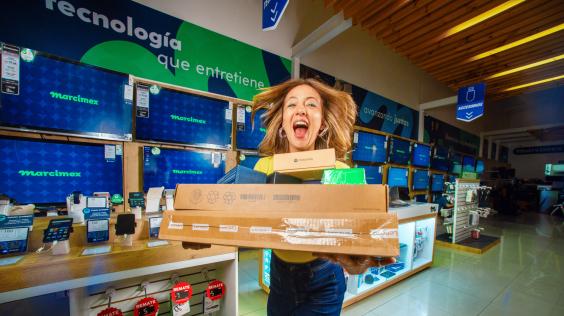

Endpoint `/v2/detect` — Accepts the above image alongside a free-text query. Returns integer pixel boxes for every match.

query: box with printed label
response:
[173,184,388,213]
[273,148,336,180]
[159,210,399,257]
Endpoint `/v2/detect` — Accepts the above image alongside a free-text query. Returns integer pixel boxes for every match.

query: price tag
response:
[1,44,20,94]
[353,132,358,144]
[203,297,220,314]
[171,301,190,316]
[236,106,246,131]
[133,297,159,316]
[148,217,162,238]
[206,280,225,301]
[171,282,192,305]
[104,145,116,161]
[124,84,134,102]
[97,307,123,316]
[136,84,150,118]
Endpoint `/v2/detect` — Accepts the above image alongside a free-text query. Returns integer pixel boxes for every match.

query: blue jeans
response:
[267,253,346,316]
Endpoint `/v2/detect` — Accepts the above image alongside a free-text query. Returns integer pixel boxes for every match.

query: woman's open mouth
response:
[293,120,309,139]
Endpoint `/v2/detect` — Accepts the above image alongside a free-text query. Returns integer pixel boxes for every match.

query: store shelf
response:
[412,217,436,270]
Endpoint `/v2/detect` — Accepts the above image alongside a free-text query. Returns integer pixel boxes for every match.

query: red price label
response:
[171,281,193,305]
[205,280,225,301]
[97,307,123,316]
[133,297,159,316]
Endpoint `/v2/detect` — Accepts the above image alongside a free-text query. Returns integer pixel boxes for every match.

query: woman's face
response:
[282,84,324,153]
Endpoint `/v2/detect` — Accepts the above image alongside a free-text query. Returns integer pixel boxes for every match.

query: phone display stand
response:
[52,240,71,255]
[117,235,133,247]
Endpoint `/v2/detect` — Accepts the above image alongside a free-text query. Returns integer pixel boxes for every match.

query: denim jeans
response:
[267,253,346,316]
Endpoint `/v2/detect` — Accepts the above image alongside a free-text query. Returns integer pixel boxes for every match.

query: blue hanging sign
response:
[456,83,485,122]
[263,0,289,31]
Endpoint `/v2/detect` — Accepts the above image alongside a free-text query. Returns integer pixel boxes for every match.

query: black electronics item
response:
[129,192,145,208]
[267,172,303,184]
[0,227,29,255]
[115,213,136,235]
[43,218,73,243]
[217,165,267,184]
[87,219,110,243]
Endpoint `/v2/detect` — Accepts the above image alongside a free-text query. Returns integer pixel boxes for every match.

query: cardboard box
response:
[273,148,336,180]
[159,210,399,257]
[173,184,389,213]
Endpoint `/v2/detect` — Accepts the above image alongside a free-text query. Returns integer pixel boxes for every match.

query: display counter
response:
[257,203,438,307]
[0,215,238,316]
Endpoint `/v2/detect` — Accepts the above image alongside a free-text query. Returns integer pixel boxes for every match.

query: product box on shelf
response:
[173,184,389,213]
[159,210,399,257]
[272,148,336,180]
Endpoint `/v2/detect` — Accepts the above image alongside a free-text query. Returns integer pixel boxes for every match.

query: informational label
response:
[136,84,150,118]
[149,216,162,238]
[168,221,184,230]
[83,208,111,220]
[370,229,398,239]
[0,214,34,229]
[219,225,238,233]
[88,219,109,232]
[212,152,221,168]
[104,144,116,161]
[225,107,232,121]
[133,297,159,316]
[456,83,485,122]
[236,106,246,131]
[325,228,353,238]
[82,245,112,256]
[1,44,20,94]
[262,0,289,31]
[171,281,193,305]
[353,132,358,144]
[203,297,220,314]
[171,301,190,316]
[115,144,123,156]
[250,226,272,234]
[192,223,209,231]
[0,227,28,242]
[124,84,134,102]
[147,240,168,248]
[87,196,108,208]
[87,219,109,243]
[97,306,123,316]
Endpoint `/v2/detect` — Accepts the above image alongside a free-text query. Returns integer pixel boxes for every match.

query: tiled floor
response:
[238,213,564,315]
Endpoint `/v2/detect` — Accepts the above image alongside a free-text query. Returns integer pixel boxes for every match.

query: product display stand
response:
[436,179,499,254]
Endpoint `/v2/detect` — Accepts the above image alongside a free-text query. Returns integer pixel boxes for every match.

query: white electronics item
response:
[146,187,164,213]
[93,192,111,206]
[52,240,71,255]
[165,189,175,211]
[132,206,142,220]
[66,194,86,224]
[87,196,107,208]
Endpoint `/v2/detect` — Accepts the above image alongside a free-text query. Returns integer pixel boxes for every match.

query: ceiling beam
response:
[482,123,564,137]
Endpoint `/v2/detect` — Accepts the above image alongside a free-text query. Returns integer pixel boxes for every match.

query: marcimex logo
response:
[18,170,81,177]
[50,91,99,105]
[172,169,203,175]
[170,114,206,124]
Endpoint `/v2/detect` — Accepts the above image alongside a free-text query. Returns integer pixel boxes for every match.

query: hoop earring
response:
[278,127,286,138]
[318,127,328,138]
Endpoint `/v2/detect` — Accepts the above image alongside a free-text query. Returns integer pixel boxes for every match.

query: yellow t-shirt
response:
[254,156,349,263]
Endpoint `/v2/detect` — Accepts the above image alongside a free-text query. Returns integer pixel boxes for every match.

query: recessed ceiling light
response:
[468,23,564,62]
[486,54,564,79]
[503,74,564,92]
[443,0,525,38]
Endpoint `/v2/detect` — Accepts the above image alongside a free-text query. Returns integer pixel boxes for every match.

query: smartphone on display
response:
[87,219,110,243]
[115,214,136,236]
[43,218,73,243]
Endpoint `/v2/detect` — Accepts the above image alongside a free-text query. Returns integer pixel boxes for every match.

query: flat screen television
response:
[412,143,431,168]
[450,153,462,175]
[0,137,123,204]
[0,51,132,140]
[431,145,449,171]
[352,132,387,164]
[387,167,408,188]
[475,159,485,174]
[236,107,266,150]
[412,170,430,191]
[239,153,261,169]
[142,146,225,191]
[463,155,476,173]
[388,138,411,165]
[135,84,232,149]
[431,174,445,192]
[354,164,383,184]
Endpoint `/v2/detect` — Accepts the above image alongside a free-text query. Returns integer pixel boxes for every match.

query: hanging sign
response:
[456,83,485,122]
[133,297,159,316]
[97,307,123,316]
[263,0,289,31]
[171,282,193,305]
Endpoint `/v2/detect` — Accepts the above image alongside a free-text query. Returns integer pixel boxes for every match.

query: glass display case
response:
[412,217,436,269]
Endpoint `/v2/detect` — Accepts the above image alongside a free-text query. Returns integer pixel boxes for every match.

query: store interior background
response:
[1,0,563,315]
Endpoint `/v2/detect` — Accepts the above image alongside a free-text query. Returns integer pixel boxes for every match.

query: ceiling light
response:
[443,0,525,38]
[486,54,564,79]
[468,23,564,62]
[503,75,564,92]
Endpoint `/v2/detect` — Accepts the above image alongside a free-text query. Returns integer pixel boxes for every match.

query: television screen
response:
[236,107,266,150]
[388,138,411,165]
[412,143,431,168]
[135,84,232,148]
[354,165,383,184]
[450,153,462,175]
[431,174,445,192]
[463,156,476,173]
[0,52,132,140]
[0,137,123,204]
[239,154,261,169]
[387,167,408,188]
[352,132,387,163]
[476,159,485,174]
[431,146,449,171]
[142,146,225,191]
[412,170,430,190]
[448,175,457,183]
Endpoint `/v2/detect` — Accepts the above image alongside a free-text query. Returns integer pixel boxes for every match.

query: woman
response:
[251,78,394,316]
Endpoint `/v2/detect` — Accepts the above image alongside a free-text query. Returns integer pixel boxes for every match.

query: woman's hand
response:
[314,254,396,275]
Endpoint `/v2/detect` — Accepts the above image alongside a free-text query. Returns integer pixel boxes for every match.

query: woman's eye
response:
[307,103,317,108]
[286,103,295,108]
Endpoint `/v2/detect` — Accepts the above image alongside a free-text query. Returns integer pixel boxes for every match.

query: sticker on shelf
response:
[250,226,272,234]
[370,229,398,239]
[353,132,358,144]
[168,221,184,230]
[219,225,238,233]
[192,223,210,231]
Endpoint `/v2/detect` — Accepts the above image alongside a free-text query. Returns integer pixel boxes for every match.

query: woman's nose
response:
[295,103,306,115]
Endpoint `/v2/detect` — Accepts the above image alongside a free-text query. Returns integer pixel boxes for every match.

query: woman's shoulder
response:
[253,156,273,173]
[335,160,350,169]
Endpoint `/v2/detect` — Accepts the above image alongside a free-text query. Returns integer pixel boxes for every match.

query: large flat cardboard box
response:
[273,148,336,180]
[173,184,388,213]
[159,210,399,257]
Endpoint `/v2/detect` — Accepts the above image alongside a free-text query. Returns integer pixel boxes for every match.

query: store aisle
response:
[238,213,564,316]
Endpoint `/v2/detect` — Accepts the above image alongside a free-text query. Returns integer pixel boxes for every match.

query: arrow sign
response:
[263,0,289,31]
[456,83,485,122]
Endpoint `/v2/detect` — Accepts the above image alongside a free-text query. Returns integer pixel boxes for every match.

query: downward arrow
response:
[270,11,278,22]
[270,2,278,13]
[465,112,473,119]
